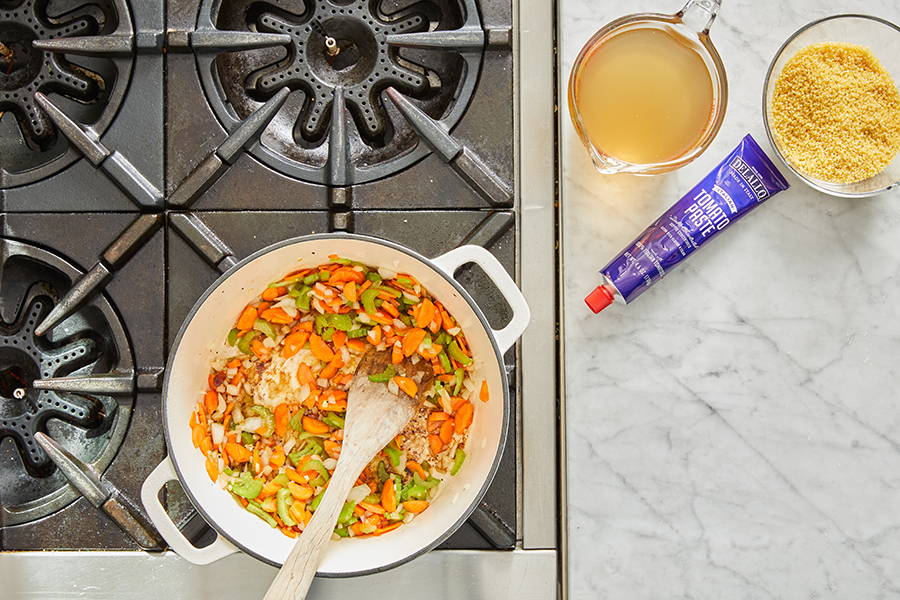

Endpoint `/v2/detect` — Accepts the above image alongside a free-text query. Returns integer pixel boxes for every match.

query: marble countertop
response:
[560,1,900,598]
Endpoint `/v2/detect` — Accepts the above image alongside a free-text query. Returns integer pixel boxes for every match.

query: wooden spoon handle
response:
[262,459,363,600]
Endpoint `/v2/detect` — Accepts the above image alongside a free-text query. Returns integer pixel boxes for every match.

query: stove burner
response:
[0,239,133,526]
[0,0,102,149]
[198,0,483,184]
[0,286,102,477]
[250,4,427,143]
[0,0,133,189]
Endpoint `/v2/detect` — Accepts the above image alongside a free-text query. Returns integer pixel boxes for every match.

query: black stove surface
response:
[0,0,518,552]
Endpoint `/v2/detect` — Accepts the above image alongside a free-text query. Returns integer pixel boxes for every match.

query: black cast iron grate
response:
[0,283,101,477]
[0,0,103,149]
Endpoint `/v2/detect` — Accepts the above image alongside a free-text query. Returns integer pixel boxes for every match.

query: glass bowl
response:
[762,14,900,197]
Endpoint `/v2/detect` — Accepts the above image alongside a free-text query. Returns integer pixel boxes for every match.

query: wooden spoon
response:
[263,350,432,600]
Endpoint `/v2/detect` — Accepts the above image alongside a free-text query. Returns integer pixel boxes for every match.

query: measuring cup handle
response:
[678,0,721,34]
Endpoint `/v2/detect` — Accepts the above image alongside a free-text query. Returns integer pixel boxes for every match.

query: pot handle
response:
[140,456,238,565]
[431,245,531,353]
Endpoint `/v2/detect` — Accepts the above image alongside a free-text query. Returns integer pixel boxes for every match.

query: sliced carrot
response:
[260,307,293,324]
[261,286,287,301]
[302,416,331,435]
[205,457,219,482]
[199,435,213,455]
[226,358,242,369]
[250,338,269,359]
[236,305,257,331]
[323,439,342,459]
[343,281,358,303]
[273,403,290,438]
[319,353,345,380]
[258,480,282,499]
[402,328,426,357]
[450,396,466,413]
[391,341,403,365]
[381,476,397,512]
[382,301,399,318]
[329,266,365,284]
[367,325,382,345]
[439,419,454,444]
[203,389,218,413]
[455,401,474,433]
[288,481,314,501]
[479,380,489,403]
[402,500,429,514]
[406,461,427,480]
[419,343,442,361]
[281,331,309,358]
[318,388,348,412]
[359,501,385,515]
[346,338,367,353]
[309,334,335,362]
[225,442,251,463]
[296,362,316,387]
[392,376,418,397]
[428,411,450,422]
[428,434,443,455]
[191,423,204,448]
[270,445,286,468]
[280,526,298,538]
[416,298,435,328]
[369,311,394,326]
[374,522,403,536]
[331,330,347,349]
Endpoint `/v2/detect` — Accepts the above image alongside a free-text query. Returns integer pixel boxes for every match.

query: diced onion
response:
[210,423,225,445]
[378,267,397,279]
[217,393,227,414]
[226,385,239,396]
[240,416,263,432]
[226,367,237,377]
[388,379,399,395]
[232,403,243,423]
[447,327,461,336]
[262,336,276,348]
[356,312,372,324]
[347,484,370,504]
[323,457,338,471]
[283,438,296,453]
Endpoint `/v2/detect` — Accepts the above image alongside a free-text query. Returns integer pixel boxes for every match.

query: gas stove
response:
[0,0,560,596]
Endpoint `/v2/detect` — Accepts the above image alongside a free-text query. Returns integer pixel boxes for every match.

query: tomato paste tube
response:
[585,135,790,313]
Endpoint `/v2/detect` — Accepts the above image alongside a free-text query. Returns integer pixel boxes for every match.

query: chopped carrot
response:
[302,415,331,435]
[249,338,269,359]
[274,403,289,437]
[455,402,474,433]
[428,411,450,422]
[391,341,403,365]
[258,480,282,499]
[416,298,435,328]
[428,434,443,455]
[205,457,219,482]
[281,331,309,358]
[261,286,287,301]
[199,435,213,455]
[296,362,316,386]
[419,343,442,361]
[191,423,204,448]
[331,330,347,349]
[260,307,293,324]
[226,358,242,369]
[329,267,365,284]
[360,501,385,515]
[402,328,426,357]
[279,526,298,538]
[288,481,314,501]
[381,476,397,512]
[479,380,489,403]
[346,338,367,353]
[382,301,399,318]
[203,389,218,413]
[367,325,382,345]
[318,389,348,412]
[369,311,394,325]
[323,439,342,459]
[392,376,418,397]
[309,334,335,362]
[374,522,403,536]
[236,305,257,331]
[320,354,345,380]
[343,281,357,302]
[439,419,454,444]
[270,445,286,467]
[225,442,251,463]
[406,461,427,480]
[402,500,429,514]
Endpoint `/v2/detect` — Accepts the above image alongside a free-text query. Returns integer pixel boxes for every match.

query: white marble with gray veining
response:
[561,1,900,598]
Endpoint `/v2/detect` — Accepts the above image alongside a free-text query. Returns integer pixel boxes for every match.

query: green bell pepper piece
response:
[245,502,277,527]
[360,287,380,314]
[240,431,255,446]
[448,340,473,366]
[453,368,465,396]
[250,405,274,436]
[338,500,356,525]
[253,318,277,340]
[450,448,466,476]
[368,364,395,383]
[322,413,344,429]
[231,473,263,500]
[276,487,296,526]
[237,331,260,354]
[227,328,241,346]
[384,444,402,468]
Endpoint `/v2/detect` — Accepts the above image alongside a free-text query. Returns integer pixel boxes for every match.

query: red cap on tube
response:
[584,285,614,314]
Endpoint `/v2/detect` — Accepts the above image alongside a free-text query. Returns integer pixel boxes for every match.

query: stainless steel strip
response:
[517,0,559,551]
[0,550,558,599]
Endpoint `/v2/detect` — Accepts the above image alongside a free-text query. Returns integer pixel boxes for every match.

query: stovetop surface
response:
[0,0,521,553]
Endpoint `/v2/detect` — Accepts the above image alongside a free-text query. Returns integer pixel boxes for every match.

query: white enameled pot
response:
[140,234,530,574]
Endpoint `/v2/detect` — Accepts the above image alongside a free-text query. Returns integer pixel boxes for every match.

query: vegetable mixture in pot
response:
[188,256,489,539]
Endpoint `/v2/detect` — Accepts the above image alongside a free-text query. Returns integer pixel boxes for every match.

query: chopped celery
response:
[236,331,260,354]
[384,444,402,468]
[303,273,319,286]
[314,315,327,334]
[377,286,401,298]
[231,473,263,499]
[360,287,380,314]
[366,272,382,283]
[319,271,331,281]
[309,491,325,512]
[288,410,305,432]
[226,328,240,346]
[322,413,344,429]
[328,313,353,331]
[245,502,277,527]
[377,461,390,482]
[448,340,473,366]
[450,448,466,475]
[347,328,368,338]
[334,527,350,537]
[322,327,334,342]
[241,431,255,446]
[253,318,277,340]
[368,364,395,383]
[250,405,274,436]
[295,286,312,310]
[276,488,296,526]
[273,473,290,486]
[337,500,356,525]
[438,350,452,372]
[453,368,464,396]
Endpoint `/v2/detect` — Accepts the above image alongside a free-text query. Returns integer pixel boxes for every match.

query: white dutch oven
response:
[141,234,529,574]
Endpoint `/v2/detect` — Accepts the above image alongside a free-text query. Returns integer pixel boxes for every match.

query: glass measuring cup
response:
[568,0,728,175]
